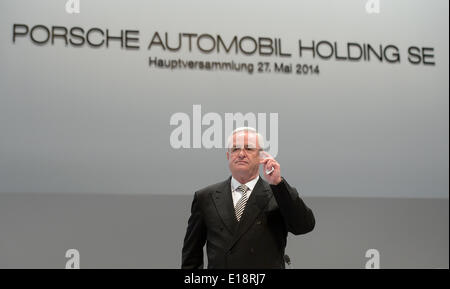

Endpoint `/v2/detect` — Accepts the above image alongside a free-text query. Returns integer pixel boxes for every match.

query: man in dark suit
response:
[182,127,315,269]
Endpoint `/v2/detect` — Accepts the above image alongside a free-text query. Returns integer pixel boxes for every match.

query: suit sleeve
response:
[181,191,207,269]
[270,178,315,235]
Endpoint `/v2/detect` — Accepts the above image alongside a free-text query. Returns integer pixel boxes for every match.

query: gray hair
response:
[226,127,265,150]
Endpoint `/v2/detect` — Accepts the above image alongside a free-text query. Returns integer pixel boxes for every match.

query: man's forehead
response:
[232,132,258,144]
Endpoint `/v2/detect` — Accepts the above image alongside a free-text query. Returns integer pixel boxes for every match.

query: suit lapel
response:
[211,177,238,234]
[228,177,273,250]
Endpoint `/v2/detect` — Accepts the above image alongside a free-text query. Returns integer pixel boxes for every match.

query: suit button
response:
[250,248,254,253]
[256,220,262,225]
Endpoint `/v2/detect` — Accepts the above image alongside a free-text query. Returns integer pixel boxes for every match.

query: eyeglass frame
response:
[228,146,263,154]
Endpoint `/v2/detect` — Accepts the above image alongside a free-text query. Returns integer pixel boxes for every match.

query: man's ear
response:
[226,151,229,160]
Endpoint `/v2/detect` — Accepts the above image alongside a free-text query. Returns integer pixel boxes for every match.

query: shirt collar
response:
[231,175,259,192]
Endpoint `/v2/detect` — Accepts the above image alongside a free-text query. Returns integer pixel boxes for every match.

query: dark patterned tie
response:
[234,185,249,221]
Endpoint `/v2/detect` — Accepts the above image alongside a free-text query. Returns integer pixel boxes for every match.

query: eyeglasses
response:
[229,146,262,154]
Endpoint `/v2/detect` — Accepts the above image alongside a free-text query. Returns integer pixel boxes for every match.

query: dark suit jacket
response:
[181,176,315,269]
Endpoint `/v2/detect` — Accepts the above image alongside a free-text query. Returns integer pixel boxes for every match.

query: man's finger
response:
[264,160,275,173]
[260,151,274,160]
[265,167,275,175]
[259,158,273,164]
[268,159,278,167]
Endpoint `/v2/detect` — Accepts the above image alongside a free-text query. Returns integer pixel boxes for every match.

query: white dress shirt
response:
[231,175,260,207]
